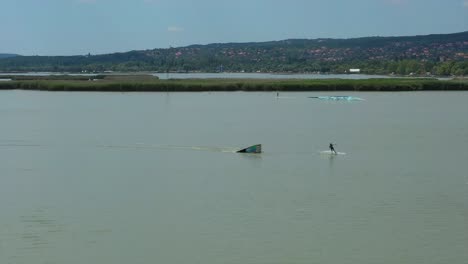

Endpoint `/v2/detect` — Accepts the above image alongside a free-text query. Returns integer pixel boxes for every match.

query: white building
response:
[349,69,360,73]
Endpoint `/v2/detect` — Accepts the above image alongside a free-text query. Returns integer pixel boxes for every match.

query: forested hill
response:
[0,54,18,59]
[0,31,467,75]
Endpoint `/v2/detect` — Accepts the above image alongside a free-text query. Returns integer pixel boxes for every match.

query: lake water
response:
[0,72,392,80]
[1,90,467,264]
[1,72,452,80]
[152,72,393,80]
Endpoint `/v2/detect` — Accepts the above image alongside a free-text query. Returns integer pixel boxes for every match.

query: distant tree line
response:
[0,31,466,76]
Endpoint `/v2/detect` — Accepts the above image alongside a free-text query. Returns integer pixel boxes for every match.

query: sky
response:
[1,0,467,55]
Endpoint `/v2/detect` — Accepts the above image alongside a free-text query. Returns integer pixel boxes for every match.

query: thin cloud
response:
[384,0,406,5]
[143,0,159,4]
[76,0,97,3]
[168,26,184,32]
[464,0,468,7]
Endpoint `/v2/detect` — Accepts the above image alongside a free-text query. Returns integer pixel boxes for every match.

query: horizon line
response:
[3,30,467,57]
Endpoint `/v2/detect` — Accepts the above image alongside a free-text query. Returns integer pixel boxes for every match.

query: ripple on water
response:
[15,208,66,254]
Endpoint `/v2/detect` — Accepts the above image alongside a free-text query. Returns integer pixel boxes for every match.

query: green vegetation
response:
[0,53,18,59]
[1,76,467,92]
[0,32,466,75]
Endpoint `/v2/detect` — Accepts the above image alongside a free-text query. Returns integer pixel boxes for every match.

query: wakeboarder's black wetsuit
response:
[329,143,337,154]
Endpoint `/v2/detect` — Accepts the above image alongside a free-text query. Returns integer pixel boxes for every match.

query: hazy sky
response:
[1,0,467,55]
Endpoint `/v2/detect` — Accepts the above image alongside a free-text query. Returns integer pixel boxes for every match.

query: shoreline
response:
[0,77,467,92]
